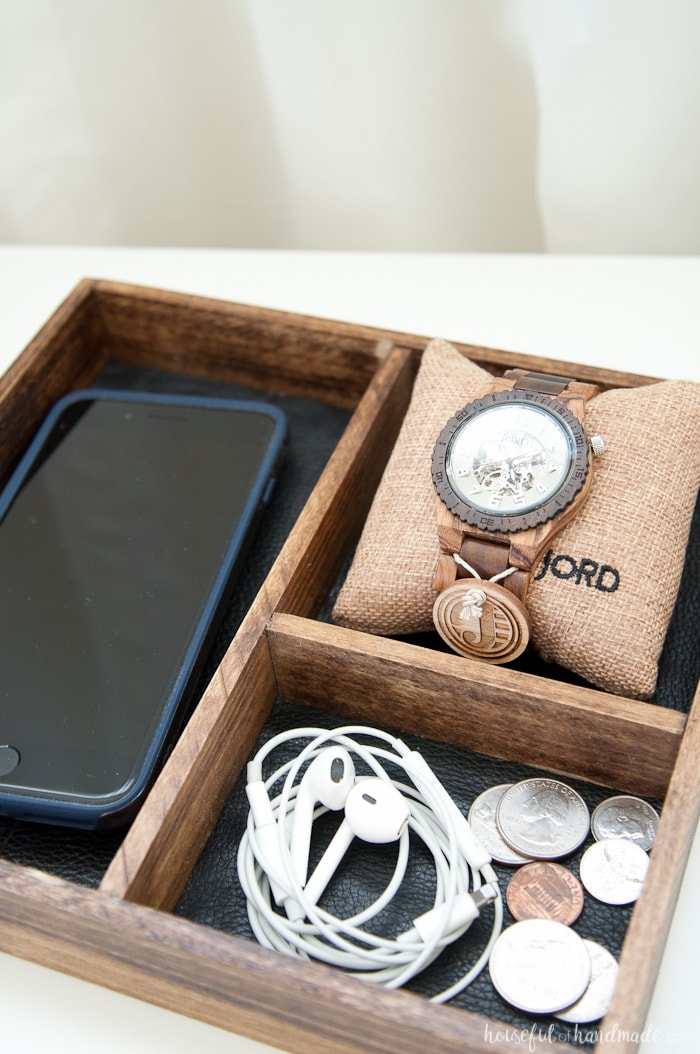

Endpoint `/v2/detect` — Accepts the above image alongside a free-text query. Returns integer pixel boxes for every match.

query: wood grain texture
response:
[90,280,658,403]
[92,280,419,408]
[0,278,108,486]
[599,680,700,1053]
[267,614,685,799]
[432,579,531,664]
[2,859,557,1054]
[100,344,417,909]
[0,278,695,1054]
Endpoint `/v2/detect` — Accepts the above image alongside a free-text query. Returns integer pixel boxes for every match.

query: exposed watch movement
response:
[432,390,590,533]
[431,370,603,665]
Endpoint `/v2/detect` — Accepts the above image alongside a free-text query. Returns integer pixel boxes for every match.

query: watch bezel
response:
[431,390,591,533]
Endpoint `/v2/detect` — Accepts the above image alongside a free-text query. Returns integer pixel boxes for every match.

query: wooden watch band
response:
[433,370,600,600]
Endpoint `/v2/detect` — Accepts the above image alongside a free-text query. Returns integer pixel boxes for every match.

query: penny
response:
[579,838,649,905]
[591,795,659,852]
[555,939,619,1024]
[496,777,590,860]
[505,861,584,925]
[488,918,591,1015]
[468,784,532,866]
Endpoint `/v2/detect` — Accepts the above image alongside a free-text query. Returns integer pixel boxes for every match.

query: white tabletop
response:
[0,247,698,1053]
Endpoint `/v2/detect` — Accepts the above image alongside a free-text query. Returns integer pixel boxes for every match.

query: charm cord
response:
[453,553,518,621]
[453,551,519,584]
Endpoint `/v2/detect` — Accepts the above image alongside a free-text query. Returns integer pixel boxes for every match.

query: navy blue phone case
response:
[0,388,286,828]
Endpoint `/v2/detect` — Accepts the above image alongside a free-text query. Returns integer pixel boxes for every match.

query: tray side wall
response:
[0,279,696,1054]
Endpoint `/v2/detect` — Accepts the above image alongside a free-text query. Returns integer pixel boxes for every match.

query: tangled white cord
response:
[237,724,503,1001]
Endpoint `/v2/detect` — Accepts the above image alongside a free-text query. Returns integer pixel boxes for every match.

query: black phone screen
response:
[0,390,285,826]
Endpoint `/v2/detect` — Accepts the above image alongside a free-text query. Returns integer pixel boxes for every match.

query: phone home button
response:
[0,746,20,777]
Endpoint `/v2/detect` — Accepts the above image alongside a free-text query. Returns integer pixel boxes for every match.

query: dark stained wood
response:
[90,280,659,404]
[0,277,695,1054]
[266,614,685,800]
[100,629,277,910]
[3,859,562,1054]
[92,280,420,408]
[0,279,108,486]
[599,680,700,1052]
[101,344,417,909]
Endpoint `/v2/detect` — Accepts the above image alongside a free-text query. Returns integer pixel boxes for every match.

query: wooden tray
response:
[0,278,698,1054]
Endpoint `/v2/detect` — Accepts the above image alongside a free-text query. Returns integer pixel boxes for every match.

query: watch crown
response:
[590,434,605,457]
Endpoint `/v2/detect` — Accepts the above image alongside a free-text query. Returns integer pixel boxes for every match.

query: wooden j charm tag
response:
[432,579,531,664]
[431,369,603,665]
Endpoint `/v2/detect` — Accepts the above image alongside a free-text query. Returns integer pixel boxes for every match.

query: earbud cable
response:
[237,724,503,1001]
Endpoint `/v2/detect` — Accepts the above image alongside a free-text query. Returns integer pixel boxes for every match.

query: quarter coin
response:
[505,861,584,925]
[579,838,649,905]
[496,778,590,860]
[555,939,619,1023]
[488,918,591,1015]
[468,784,532,866]
[591,795,659,852]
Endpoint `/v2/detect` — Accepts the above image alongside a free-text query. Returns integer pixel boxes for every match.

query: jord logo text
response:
[533,550,620,593]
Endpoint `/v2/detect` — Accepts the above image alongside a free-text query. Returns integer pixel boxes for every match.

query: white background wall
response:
[1,0,699,253]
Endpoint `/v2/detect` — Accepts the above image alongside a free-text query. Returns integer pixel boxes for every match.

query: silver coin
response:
[555,939,619,1023]
[489,918,591,1015]
[468,784,533,866]
[579,838,649,904]
[591,795,659,852]
[496,778,590,859]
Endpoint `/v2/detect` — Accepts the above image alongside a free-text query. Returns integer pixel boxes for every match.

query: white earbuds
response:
[245,745,355,905]
[238,724,501,1000]
[302,777,410,907]
[288,745,355,885]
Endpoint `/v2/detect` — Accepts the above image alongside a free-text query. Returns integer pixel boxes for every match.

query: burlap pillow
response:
[332,339,700,700]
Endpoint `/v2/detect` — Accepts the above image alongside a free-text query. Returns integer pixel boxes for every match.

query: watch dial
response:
[446,403,575,516]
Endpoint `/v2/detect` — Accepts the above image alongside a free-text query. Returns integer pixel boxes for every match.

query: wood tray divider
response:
[0,278,696,1054]
[100,343,416,909]
[266,613,685,800]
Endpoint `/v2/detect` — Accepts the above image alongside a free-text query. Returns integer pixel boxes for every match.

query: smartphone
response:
[0,388,286,828]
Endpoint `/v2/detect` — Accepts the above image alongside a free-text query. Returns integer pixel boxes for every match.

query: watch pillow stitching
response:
[331,339,700,700]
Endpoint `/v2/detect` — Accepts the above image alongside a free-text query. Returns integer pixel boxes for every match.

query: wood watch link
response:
[431,369,605,664]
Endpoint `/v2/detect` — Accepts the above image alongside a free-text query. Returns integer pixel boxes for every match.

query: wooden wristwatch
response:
[431,369,604,664]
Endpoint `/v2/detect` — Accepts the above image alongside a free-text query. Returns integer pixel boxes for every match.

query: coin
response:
[505,861,584,925]
[579,838,649,904]
[468,784,532,866]
[488,918,591,1015]
[591,795,659,852]
[496,777,590,859]
[555,939,619,1023]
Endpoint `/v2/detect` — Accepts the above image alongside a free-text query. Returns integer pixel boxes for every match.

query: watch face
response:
[432,391,590,533]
